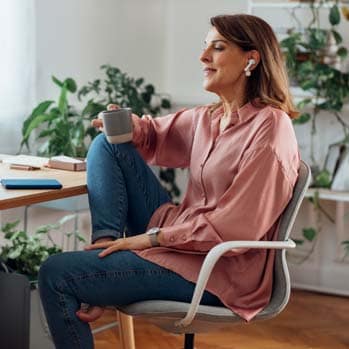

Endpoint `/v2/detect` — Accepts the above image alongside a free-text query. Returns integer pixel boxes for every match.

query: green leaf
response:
[37,129,54,139]
[145,84,155,94]
[52,75,64,88]
[58,214,76,225]
[22,113,56,143]
[302,228,317,242]
[135,78,144,87]
[307,28,327,50]
[8,245,24,259]
[58,85,68,115]
[329,5,341,26]
[300,80,316,90]
[331,30,343,44]
[313,170,331,188]
[21,100,54,146]
[337,47,348,59]
[1,220,20,233]
[77,234,86,242]
[293,113,311,125]
[296,98,312,110]
[293,239,304,246]
[35,226,51,235]
[141,92,151,103]
[81,100,105,117]
[65,78,77,93]
[161,98,171,109]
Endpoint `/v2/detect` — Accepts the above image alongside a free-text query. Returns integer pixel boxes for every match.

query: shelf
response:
[250,1,347,9]
[306,188,349,202]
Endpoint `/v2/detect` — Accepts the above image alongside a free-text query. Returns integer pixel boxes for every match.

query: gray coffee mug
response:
[101,108,133,144]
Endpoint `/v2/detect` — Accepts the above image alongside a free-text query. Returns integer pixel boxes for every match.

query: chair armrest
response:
[175,239,296,328]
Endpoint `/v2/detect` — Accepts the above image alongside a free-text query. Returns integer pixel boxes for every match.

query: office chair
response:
[116,160,311,349]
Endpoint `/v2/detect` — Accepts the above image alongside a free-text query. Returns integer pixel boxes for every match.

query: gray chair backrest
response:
[262,160,311,318]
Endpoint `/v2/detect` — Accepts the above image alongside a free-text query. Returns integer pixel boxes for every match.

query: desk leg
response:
[24,205,30,232]
[116,310,135,349]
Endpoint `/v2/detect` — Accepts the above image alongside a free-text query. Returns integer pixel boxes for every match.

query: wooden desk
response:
[0,162,135,349]
[0,163,87,210]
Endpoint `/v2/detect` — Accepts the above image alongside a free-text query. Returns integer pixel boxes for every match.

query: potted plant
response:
[20,76,103,158]
[280,1,349,257]
[78,64,180,201]
[0,216,85,348]
[20,66,181,201]
[281,2,349,185]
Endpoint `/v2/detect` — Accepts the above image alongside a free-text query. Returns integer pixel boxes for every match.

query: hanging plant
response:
[281,2,349,188]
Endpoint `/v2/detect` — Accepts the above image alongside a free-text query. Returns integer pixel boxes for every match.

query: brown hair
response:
[210,14,299,119]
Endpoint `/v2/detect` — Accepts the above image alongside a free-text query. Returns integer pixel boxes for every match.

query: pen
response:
[9,164,40,171]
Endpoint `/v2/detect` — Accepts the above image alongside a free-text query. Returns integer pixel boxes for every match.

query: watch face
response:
[147,227,160,247]
[148,227,160,235]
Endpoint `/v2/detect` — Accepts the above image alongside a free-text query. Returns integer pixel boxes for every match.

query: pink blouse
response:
[131,102,300,321]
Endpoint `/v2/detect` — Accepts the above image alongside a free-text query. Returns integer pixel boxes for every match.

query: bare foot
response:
[76,305,105,323]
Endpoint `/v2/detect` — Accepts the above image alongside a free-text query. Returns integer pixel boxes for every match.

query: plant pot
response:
[296,52,311,62]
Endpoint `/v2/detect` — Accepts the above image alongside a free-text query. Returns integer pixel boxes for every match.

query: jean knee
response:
[87,133,108,158]
[87,133,135,160]
[38,253,68,290]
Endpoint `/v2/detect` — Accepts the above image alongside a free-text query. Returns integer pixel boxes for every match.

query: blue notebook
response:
[1,178,62,189]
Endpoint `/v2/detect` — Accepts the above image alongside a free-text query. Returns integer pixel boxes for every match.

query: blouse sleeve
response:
[159,145,298,256]
[131,108,196,168]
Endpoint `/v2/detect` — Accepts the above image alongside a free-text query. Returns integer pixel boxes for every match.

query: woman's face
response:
[200,26,249,100]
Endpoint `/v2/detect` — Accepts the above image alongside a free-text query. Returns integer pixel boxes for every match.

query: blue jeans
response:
[39,134,222,348]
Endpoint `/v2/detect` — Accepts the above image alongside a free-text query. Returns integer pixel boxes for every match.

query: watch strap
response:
[146,227,161,247]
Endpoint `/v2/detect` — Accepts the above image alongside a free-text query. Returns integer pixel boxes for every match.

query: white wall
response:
[34,0,248,107]
[164,0,246,107]
[35,0,167,103]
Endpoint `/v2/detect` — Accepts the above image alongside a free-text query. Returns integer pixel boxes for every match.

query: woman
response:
[39,14,300,348]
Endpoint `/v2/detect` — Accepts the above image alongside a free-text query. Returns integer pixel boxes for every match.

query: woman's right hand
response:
[91,104,120,129]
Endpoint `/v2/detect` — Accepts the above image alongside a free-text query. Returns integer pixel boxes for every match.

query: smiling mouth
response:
[203,68,216,77]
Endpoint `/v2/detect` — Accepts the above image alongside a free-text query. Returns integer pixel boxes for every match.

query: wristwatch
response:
[146,227,161,247]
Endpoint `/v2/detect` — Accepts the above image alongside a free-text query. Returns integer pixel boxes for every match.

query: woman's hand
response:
[84,233,152,258]
[91,103,120,129]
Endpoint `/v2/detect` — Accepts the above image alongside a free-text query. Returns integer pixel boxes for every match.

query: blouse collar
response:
[212,100,261,125]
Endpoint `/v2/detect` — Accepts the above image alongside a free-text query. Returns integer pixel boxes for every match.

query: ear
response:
[247,50,260,71]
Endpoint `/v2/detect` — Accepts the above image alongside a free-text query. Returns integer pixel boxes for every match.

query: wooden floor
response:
[91,290,349,349]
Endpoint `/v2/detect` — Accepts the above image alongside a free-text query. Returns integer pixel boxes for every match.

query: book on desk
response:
[0,154,86,172]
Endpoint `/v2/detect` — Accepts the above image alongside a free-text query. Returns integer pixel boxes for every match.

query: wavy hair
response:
[210,14,298,118]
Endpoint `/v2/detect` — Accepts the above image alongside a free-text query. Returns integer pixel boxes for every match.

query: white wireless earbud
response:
[244,59,256,77]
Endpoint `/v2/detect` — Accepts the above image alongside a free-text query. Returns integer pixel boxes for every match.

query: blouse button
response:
[169,237,175,242]
[182,235,187,241]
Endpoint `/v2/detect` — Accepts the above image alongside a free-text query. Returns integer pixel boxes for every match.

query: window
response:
[0,0,35,153]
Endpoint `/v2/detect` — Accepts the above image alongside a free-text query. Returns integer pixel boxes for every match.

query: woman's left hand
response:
[84,233,151,257]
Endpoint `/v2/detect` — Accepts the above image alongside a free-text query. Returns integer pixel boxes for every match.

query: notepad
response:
[0,178,63,189]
